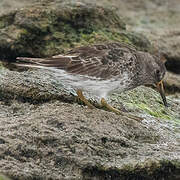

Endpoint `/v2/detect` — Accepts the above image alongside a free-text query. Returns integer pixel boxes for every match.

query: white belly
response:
[35,66,130,99]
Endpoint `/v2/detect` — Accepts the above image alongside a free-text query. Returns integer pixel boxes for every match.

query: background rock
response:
[110,0,180,74]
[164,72,180,94]
[0,0,152,60]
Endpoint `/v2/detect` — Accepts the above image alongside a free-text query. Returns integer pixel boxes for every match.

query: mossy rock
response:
[110,86,180,125]
[0,1,151,60]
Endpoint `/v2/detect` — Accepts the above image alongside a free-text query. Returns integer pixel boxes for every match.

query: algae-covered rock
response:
[0,0,152,60]
[0,1,123,59]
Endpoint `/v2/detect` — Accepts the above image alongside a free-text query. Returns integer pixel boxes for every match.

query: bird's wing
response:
[15,43,137,79]
[15,45,112,79]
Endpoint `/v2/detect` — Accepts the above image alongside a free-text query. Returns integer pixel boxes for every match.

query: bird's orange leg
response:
[101,98,124,115]
[76,89,95,109]
[101,98,143,121]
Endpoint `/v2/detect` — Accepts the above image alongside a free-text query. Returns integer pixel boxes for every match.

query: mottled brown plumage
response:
[16,42,167,106]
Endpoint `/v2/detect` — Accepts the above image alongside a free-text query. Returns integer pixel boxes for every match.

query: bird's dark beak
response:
[156,80,168,107]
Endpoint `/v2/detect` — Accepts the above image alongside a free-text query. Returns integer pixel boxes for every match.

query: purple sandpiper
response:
[15,42,167,119]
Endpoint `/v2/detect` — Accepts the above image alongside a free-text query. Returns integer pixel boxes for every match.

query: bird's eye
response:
[156,69,160,75]
[155,69,161,81]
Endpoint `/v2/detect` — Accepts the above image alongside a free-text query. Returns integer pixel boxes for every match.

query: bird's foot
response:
[75,91,143,121]
[76,89,95,109]
[101,98,143,121]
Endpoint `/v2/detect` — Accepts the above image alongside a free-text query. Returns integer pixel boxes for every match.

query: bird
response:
[15,42,167,120]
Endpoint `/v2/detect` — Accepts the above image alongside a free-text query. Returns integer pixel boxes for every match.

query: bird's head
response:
[151,55,166,84]
[139,52,167,106]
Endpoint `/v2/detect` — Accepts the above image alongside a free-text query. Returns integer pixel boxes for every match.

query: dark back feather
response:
[16,43,140,79]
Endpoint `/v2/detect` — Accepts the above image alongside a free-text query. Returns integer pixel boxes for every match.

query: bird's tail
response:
[14,56,71,70]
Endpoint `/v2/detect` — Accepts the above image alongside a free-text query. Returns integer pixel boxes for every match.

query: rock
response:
[0,1,124,59]
[164,72,180,94]
[114,0,180,73]
[0,66,179,179]
[0,0,152,60]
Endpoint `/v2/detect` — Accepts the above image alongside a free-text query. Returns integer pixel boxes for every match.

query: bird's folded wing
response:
[15,55,111,79]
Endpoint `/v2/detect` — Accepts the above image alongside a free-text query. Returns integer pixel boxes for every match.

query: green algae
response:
[137,103,171,120]
[111,86,180,123]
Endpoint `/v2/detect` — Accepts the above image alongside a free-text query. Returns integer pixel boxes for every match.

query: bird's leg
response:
[101,98,124,115]
[76,89,95,109]
[101,98,143,121]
